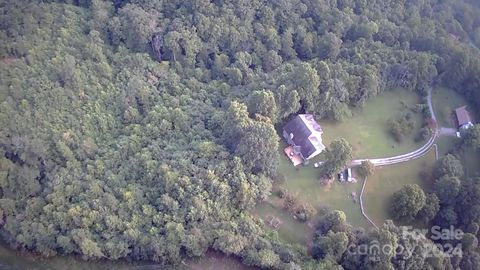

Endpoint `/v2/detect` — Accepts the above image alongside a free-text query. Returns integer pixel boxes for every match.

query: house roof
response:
[283,114,325,159]
[455,106,472,126]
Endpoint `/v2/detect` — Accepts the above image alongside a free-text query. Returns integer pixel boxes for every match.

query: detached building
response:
[283,114,326,165]
[455,106,474,130]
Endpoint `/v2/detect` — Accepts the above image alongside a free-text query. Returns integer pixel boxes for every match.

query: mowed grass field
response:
[253,89,427,245]
[432,86,480,177]
[252,202,314,245]
[432,86,471,128]
[322,89,424,159]
[252,144,366,245]
[277,151,367,228]
[362,150,436,226]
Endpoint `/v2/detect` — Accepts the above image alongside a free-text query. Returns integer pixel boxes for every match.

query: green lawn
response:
[251,146,368,245]
[252,202,314,245]
[322,89,424,159]
[277,153,367,228]
[432,86,470,128]
[253,89,429,245]
[435,136,460,157]
[362,150,436,226]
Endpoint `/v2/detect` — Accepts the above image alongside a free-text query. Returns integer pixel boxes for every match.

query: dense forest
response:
[1,0,480,269]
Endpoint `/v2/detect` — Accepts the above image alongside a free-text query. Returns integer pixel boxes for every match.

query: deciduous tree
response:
[322,139,353,176]
[390,184,426,220]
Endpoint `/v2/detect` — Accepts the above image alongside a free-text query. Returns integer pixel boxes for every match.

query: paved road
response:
[427,83,436,123]
[350,85,438,167]
[439,127,457,137]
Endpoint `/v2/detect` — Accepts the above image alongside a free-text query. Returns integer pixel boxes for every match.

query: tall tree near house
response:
[247,90,278,122]
[312,231,349,262]
[317,210,347,234]
[235,120,279,176]
[276,85,301,119]
[417,193,440,224]
[321,139,353,176]
[292,62,320,112]
[222,101,251,152]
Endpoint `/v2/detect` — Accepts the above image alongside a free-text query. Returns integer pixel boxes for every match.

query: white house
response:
[283,114,326,162]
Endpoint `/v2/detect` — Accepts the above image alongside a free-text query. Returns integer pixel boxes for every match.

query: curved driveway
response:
[350,85,438,167]
[351,38,479,167]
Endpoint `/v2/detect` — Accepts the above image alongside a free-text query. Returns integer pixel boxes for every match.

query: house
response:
[455,106,474,130]
[283,114,326,164]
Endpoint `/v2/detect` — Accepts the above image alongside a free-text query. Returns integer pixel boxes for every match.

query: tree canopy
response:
[390,184,426,220]
[321,139,353,176]
[1,0,480,268]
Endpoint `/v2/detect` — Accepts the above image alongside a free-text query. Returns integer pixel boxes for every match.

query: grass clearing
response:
[252,201,314,245]
[431,84,480,179]
[362,150,436,226]
[253,89,428,245]
[435,136,460,157]
[321,89,424,158]
[432,86,470,128]
[277,153,367,228]
[252,147,368,245]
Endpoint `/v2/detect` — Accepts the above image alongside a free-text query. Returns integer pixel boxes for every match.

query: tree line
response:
[1,0,480,269]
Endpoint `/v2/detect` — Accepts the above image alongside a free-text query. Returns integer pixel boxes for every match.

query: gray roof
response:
[283,115,317,158]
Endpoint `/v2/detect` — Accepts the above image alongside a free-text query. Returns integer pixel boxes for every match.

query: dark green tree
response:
[462,125,480,151]
[434,154,464,179]
[312,231,349,262]
[358,160,375,177]
[321,139,353,176]
[434,175,461,205]
[390,184,426,220]
[247,90,278,122]
[235,121,279,176]
[417,193,440,224]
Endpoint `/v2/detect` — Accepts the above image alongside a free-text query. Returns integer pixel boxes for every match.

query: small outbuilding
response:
[455,106,474,130]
